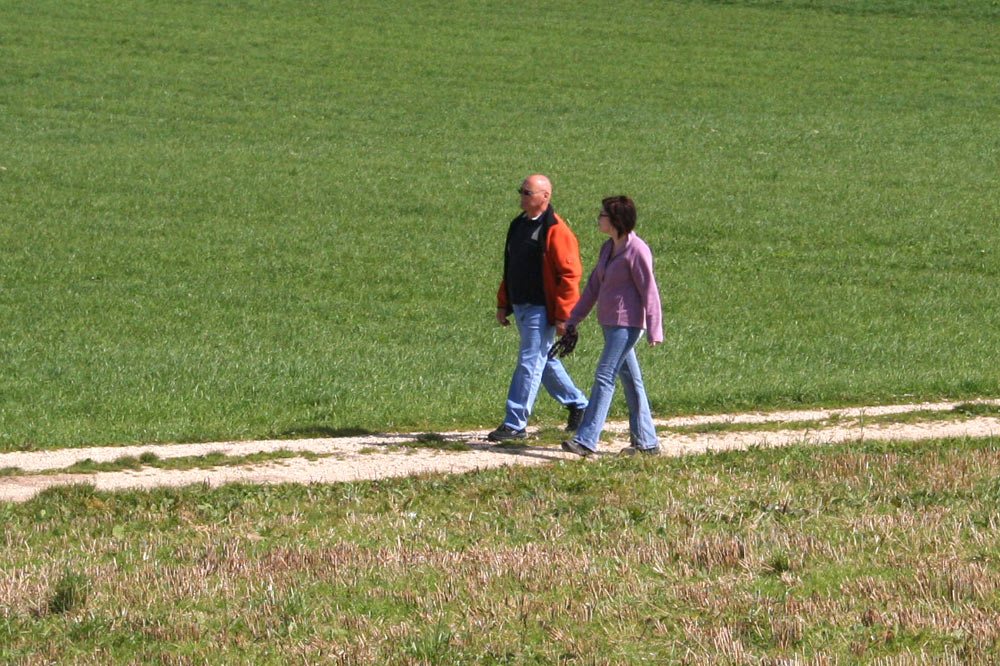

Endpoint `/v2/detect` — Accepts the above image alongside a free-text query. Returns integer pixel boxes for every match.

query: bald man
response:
[489,174,589,442]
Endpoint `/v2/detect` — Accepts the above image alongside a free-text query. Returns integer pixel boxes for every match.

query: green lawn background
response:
[1,0,998,450]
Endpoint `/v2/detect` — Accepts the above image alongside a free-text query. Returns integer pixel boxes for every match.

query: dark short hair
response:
[601,196,637,237]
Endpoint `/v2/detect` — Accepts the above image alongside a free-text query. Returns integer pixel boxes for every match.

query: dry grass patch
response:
[5,437,1000,663]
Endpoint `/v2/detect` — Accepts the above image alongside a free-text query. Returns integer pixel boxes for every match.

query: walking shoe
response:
[619,445,661,456]
[487,424,526,442]
[566,406,585,432]
[561,440,593,458]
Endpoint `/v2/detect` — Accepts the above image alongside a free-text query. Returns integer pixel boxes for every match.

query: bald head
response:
[519,174,552,217]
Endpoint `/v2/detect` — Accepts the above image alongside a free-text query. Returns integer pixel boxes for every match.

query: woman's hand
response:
[549,325,578,359]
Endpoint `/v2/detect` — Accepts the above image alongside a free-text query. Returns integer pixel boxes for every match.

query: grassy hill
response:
[1,0,998,451]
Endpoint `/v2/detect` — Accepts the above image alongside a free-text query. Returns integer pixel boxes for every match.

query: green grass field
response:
[2,0,997,451]
[4,3,1000,662]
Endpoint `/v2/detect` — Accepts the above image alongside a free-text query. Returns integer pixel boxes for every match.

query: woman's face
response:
[597,210,616,237]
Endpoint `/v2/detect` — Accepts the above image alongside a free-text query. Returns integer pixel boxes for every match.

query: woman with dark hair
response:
[559,195,663,457]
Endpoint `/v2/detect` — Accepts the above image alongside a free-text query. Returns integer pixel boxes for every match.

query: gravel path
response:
[2,399,999,503]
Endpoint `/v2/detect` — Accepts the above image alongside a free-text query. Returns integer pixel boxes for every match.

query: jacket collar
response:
[523,204,554,224]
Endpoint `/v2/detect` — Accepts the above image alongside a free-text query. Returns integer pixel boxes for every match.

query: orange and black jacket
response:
[497,206,583,325]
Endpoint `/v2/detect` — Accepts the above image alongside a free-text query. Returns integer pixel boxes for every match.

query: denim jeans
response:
[503,304,588,430]
[573,325,657,452]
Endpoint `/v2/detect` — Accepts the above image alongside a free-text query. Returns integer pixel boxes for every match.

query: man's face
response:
[519,179,549,215]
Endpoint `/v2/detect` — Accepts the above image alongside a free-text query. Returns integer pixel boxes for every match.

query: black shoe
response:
[619,445,661,457]
[487,424,526,442]
[561,440,593,457]
[566,406,585,432]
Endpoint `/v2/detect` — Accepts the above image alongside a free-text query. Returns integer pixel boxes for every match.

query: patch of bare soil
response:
[2,399,999,503]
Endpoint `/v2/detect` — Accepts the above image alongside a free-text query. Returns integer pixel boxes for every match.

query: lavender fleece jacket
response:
[566,233,664,344]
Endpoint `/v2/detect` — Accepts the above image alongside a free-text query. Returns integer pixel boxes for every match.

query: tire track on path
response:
[3,399,999,503]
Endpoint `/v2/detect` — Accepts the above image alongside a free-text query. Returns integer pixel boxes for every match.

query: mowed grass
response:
[3,436,1000,663]
[1,0,999,451]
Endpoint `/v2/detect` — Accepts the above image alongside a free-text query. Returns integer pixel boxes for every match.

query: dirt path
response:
[3,399,999,503]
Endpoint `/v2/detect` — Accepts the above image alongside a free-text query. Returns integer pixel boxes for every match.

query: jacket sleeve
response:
[497,279,510,312]
[629,245,663,344]
[546,221,583,322]
[568,262,599,328]
[497,222,512,313]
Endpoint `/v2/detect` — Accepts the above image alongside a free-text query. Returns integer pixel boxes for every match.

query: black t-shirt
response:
[506,214,546,306]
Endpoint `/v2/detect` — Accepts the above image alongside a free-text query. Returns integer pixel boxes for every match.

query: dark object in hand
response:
[549,326,578,359]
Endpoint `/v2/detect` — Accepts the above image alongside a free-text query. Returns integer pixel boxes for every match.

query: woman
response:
[560,195,663,457]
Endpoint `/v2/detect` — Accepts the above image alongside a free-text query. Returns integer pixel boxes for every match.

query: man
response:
[488,174,589,442]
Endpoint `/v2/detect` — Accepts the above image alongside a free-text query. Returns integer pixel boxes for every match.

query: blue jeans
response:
[573,325,657,452]
[503,304,588,430]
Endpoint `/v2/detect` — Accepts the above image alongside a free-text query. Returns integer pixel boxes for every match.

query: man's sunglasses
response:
[517,187,541,196]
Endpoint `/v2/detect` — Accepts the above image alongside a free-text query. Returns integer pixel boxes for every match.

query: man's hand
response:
[497,308,511,326]
[555,320,567,336]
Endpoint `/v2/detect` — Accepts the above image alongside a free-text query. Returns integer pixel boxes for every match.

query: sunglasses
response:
[517,187,541,196]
